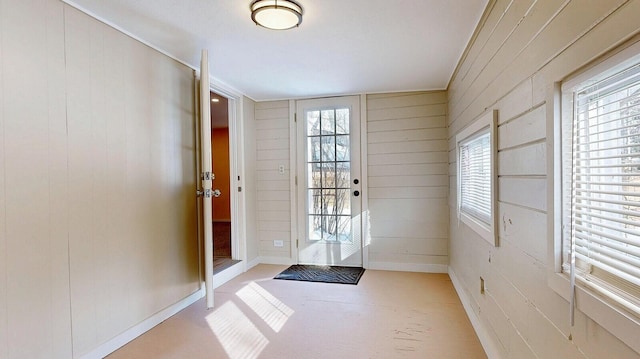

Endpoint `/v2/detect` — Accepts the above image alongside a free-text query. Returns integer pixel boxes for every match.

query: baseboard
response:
[257,256,296,266]
[368,261,448,273]
[80,287,205,359]
[213,262,244,289]
[448,267,502,359]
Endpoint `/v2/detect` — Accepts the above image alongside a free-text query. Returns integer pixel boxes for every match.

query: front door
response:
[296,96,362,267]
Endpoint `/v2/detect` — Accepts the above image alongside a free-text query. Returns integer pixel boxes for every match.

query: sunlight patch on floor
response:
[236,282,294,333]
[206,301,269,359]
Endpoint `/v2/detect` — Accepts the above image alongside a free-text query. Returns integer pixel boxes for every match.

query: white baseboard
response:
[256,256,296,266]
[213,262,244,289]
[80,287,205,359]
[368,261,448,273]
[448,267,502,359]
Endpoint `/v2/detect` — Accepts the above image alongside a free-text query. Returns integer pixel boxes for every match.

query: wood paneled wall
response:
[0,1,71,357]
[366,92,449,271]
[0,1,199,358]
[254,100,291,259]
[251,93,450,269]
[448,0,640,358]
[242,96,259,262]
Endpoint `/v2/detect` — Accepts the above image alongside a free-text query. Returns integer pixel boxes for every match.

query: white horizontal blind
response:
[459,130,492,226]
[563,62,640,314]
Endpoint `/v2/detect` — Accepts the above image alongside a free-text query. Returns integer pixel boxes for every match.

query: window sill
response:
[547,271,640,354]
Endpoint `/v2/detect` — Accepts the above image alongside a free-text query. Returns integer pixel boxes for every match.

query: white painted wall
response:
[0,1,199,358]
[366,92,449,272]
[254,100,292,260]
[448,0,640,358]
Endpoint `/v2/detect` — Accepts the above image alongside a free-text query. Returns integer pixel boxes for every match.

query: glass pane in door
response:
[305,108,352,243]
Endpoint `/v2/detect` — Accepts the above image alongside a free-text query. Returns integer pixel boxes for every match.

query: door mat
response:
[274,265,365,285]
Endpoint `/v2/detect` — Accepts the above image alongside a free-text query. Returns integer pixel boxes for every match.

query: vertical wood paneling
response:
[0,1,199,358]
[64,5,199,357]
[0,1,6,357]
[45,2,73,356]
[254,101,291,257]
[102,24,130,335]
[448,0,640,358]
[0,0,72,358]
[367,92,449,269]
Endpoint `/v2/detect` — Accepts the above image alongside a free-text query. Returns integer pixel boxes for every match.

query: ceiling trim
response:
[61,0,246,99]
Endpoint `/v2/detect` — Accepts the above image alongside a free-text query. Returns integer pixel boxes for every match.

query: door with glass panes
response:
[296,96,362,266]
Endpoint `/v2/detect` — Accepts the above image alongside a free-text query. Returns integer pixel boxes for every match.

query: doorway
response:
[210,91,238,273]
[296,96,363,267]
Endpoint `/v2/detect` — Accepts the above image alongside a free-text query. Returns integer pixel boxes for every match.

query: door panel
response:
[200,50,214,308]
[296,96,362,266]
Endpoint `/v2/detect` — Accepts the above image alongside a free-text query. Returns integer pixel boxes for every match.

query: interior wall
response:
[447,0,640,358]
[242,96,259,263]
[65,6,199,356]
[254,100,292,260]
[251,94,450,269]
[212,128,231,221]
[0,1,71,357]
[0,1,200,358]
[366,92,449,272]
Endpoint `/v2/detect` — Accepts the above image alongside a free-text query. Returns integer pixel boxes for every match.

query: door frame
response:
[290,95,370,267]
[210,80,247,280]
[195,72,247,291]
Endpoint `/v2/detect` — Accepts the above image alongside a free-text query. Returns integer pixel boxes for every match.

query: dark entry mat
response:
[274,265,365,285]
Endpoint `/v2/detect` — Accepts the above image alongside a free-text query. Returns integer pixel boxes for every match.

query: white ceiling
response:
[66,0,488,101]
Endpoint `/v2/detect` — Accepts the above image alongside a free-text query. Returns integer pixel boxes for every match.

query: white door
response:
[296,96,362,267]
[200,50,214,308]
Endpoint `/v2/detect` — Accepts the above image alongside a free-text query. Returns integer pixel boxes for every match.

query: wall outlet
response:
[278,164,285,174]
[274,240,284,248]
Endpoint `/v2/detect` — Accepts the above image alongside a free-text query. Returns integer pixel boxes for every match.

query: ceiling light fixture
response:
[250,0,303,30]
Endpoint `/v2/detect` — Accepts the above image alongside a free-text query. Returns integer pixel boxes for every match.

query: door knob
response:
[213,189,221,198]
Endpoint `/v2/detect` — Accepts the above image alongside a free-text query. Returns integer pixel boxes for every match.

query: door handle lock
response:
[212,189,222,198]
[353,190,360,197]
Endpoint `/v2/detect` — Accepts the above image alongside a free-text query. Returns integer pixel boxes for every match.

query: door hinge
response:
[201,171,214,181]
[295,176,297,186]
[296,239,299,248]
[294,113,297,123]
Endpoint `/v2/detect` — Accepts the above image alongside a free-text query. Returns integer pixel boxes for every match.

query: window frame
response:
[456,109,498,246]
[550,39,640,354]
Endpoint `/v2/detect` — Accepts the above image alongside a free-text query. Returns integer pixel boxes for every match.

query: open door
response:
[200,50,214,308]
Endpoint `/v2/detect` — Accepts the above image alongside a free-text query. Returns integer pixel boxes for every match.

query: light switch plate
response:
[274,240,284,247]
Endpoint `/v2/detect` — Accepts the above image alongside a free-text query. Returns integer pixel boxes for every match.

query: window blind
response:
[563,62,640,315]
[460,131,491,226]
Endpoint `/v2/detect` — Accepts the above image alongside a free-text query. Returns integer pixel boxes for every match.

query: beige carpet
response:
[107,264,487,359]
